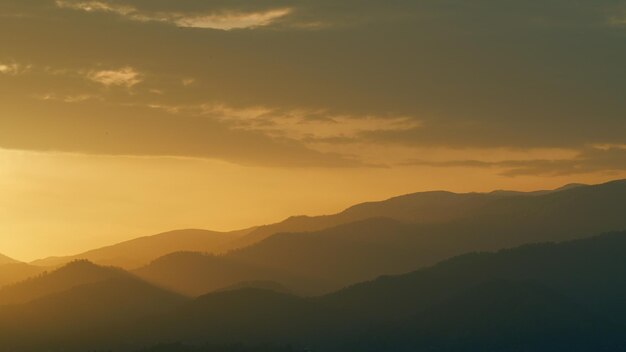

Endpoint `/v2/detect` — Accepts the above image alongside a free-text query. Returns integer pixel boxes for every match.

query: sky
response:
[0,0,625,261]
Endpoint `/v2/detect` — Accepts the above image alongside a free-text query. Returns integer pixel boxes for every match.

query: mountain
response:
[27,179,624,274]
[0,275,186,351]
[356,280,617,352]
[30,228,253,269]
[2,231,626,351]
[139,231,626,350]
[134,252,329,296]
[0,253,19,265]
[228,181,593,249]
[0,263,46,288]
[230,191,507,249]
[226,218,437,293]
[215,280,292,295]
[138,179,626,296]
[0,260,127,305]
[318,230,626,323]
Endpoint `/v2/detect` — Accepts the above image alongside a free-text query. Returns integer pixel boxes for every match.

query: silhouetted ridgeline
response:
[0,231,626,351]
[0,260,129,305]
[0,253,19,266]
[28,180,622,272]
[135,179,626,295]
[0,262,45,288]
[30,228,254,269]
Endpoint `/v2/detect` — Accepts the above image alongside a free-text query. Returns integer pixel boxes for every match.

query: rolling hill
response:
[30,228,253,269]
[136,179,626,296]
[227,182,588,249]
[1,231,626,351]
[0,260,128,305]
[134,252,330,296]
[25,181,595,271]
[142,231,626,351]
[0,263,46,288]
[0,253,19,265]
[0,275,186,351]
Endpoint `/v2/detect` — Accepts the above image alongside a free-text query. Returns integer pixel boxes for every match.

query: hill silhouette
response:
[0,263,46,288]
[136,179,626,295]
[0,275,186,351]
[138,231,626,350]
[26,181,600,271]
[230,191,512,249]
[26,179,626,279]
[228,182,590,249]
[134,252,328,296]
[0,260,128,305]
[1,231,626,350]
[354,280,617,352]
[0,253,19,265]
[31,228,253,269]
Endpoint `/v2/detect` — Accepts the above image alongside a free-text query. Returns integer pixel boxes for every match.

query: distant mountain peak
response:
[553,183,588,192]
[0,259,130,305]
[0,253,19,265]
[60,259,107,271]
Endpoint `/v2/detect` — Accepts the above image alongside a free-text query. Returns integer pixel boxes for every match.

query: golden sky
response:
[0,0,625,261]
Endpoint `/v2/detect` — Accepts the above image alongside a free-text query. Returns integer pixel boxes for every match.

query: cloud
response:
[0,95,363,168]
[55,0,292,30]
[36,93,100,103]
[361,114,626,149]
[55,0,134,15]
[1,0,624,170]
[0,62,28,75]
[605,1,626,27]
[87,67,142,87]
[406,146,626,177]
[181,78,195,86]
[175,8,291,30]
[195,104,420,142]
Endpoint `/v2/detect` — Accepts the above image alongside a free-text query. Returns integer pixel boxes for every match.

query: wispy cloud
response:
[55,0,134,15]
[181,78,195,87]
[36,93,100,103]
[406,146,626,177]
[146,103,420,142]
[87,67,142,87]
[0,62,29,75]
[175,8,292,30]
[608,12,626,27]
[55,0,292,30]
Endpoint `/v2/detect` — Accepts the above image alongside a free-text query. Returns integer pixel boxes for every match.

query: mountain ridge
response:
[24,179,626,279]
[30,228,254,269]
[0,260,129,305]
[135,179,626,296]
[0,253,19,265]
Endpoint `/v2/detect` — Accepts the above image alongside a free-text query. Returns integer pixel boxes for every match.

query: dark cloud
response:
[0,0,624,165]
[0,94,362,167]
[362,117,626,149]
[406,147,626,176]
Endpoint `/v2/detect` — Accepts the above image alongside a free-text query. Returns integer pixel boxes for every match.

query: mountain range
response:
[30,228,254,269]
[2,179,625,295]
[1,179,626,350]
[136,179,626,295]
[24,181,600,271]
[0,253,18,266]
[1,231,626,351]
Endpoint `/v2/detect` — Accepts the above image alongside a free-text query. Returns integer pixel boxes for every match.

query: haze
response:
[0,0,625,261]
